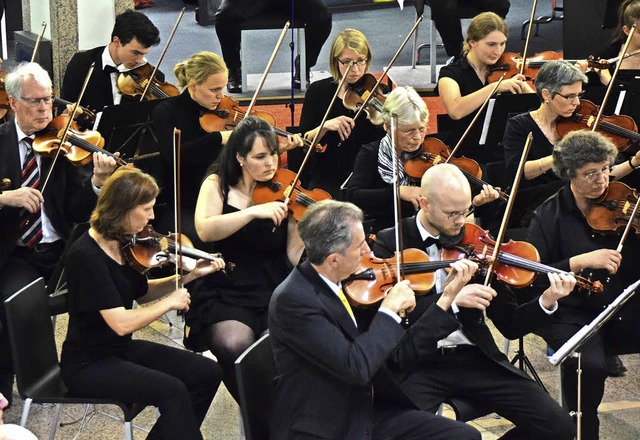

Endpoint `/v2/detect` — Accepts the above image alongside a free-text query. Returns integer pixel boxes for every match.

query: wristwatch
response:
[628,157,640,170]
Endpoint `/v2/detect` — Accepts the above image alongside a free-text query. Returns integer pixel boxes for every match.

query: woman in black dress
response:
[189,117,305,401]
[60,167,225,439]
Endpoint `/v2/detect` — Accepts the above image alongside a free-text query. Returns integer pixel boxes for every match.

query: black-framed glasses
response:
[19,95,54,107]
[337,58,368,67]
[554,90,585,102]
[437,204,475,220]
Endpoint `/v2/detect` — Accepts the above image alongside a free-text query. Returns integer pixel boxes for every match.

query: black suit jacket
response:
[61,46,165,112]
[268,260,455,439]
[0,120,98,269]
[374,216,552,380]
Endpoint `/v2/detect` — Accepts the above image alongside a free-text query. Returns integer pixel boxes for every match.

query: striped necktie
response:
[337,287,356,322]
[19,138,43,247]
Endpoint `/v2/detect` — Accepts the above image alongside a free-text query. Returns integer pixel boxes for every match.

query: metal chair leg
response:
[20,397,33,427]
[49,404,62,440]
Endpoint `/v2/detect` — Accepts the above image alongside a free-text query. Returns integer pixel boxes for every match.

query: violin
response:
[34,114,128,167]
[441,222,604,292]
[122,224,234,274]
[404,138,509,202]
[116,63,180,100]
[252,168,331,221]
[556,100,640,152]
[342,248,457,307]
[587,181,640,236]
[54,97,97,129]
[342,73,386,125]
[487,52,609,83]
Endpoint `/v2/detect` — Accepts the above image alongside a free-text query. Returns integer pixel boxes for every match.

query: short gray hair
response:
[381,86,429,127]
[298,200,364,265]
[553,130,617,180]
[534,60,587,102]
[5,62,52,99]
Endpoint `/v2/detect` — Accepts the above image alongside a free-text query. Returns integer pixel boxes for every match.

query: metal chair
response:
[4,278,147,440]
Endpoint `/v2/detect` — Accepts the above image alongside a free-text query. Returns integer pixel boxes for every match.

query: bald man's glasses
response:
[437,205,475,220]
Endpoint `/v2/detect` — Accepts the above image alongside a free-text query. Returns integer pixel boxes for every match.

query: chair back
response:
[4,278,64,399]
[235,333,276,440]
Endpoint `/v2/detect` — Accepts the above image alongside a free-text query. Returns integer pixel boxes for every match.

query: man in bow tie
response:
[373,163,578,439]
[0,62,117,409]
[62,10,163,114]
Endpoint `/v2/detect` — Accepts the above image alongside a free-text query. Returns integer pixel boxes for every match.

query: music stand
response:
[96,99,166,181]
[478,93,540,148]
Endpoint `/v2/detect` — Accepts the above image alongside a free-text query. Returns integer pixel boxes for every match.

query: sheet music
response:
[479,98,496,146]
[614,90,626,115]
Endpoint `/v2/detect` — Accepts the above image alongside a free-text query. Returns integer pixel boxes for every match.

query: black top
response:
[297,77,386,198]
[503,112,561,189]
[527,184,640,316]
[188,195,292,332]
[344,140,417,232]
[61,232,147,366]
[438,56,503,164]
[152,90,224,209]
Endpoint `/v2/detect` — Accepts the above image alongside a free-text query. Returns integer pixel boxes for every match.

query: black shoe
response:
[227,67,242,94]
[604,354,627,377]
[293,56,310,90]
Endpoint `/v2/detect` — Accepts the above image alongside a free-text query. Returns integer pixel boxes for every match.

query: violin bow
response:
[518,0,539,77]
[140,8,185,101]
[172,128,186,310]
[615,191,640,252]
[390,114,408,321]
[283,63,354,208]
[244,21,291,118]
[41,63,95,194]
[591,23,637,131]
[30,22,47,63]
[445,75,505,161]
[351,15,424,125]
[483,133,533,288]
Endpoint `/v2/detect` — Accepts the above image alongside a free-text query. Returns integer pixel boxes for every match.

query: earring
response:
[545,100,549,104]
[240,162,244,167]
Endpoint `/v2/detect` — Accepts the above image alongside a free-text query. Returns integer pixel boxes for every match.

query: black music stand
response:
[96,99,166,181]
[479,93,540,148]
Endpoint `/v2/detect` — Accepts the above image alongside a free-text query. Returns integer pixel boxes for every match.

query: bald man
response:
[373,164,577,439]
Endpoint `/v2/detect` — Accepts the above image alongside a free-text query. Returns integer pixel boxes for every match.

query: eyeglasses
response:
[579,165,611,182]
[337,58,368,67]
[554,90,585,102]
[20,96,54,107]
[437,204,475,220]
[399,126,427,137]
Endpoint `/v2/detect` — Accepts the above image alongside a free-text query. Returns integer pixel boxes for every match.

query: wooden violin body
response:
[199,95,276,132]
[252,168,331,221]
[343,73,386,125]
[117,63,180,100]
[588,181,640,236]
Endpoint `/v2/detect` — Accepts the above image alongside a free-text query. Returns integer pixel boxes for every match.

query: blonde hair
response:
[329,29,372,81]
[174,51,227,89]
[463,12,508,54]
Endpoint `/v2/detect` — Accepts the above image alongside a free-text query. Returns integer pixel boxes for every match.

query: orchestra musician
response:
[188,117,304,402]
[373,164,577,440]
[295,28,386,199]
[60,167,224,440]
[526,129,640,440]
[437,12,534,165]
[269,199,481,440]
[0,62,117,408]
[61,9,163,112]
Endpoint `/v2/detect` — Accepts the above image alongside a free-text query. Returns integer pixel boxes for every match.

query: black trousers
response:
[215,0,332,70]
[399,346,576,440]
[538,309,640,440]
[372,406,480,440]
[429,0,511,57]
[61,340,222,440]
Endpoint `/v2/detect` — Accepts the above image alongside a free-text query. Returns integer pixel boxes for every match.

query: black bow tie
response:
[104,65,119,74]
[424,237,441,249]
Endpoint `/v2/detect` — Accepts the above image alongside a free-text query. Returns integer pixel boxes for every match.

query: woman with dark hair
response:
[189,116,305,401]
[437,12,534,165]
[527,129,640,440]
[60,167,224,440]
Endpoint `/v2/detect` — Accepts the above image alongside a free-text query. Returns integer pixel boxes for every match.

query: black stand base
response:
[509,336,548,393]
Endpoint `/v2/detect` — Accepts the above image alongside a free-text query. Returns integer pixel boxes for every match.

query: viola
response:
[122,224,234,274]
[441,222,604,292]
[252,168,331,221]
[556,100,639,152]
[487,52,609,83]
[587,181,640,236]
[116,63,180,100]
[34,114,128,167]
[342,73,386,126]
[404,138,509,202]
[342,248,457,307]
